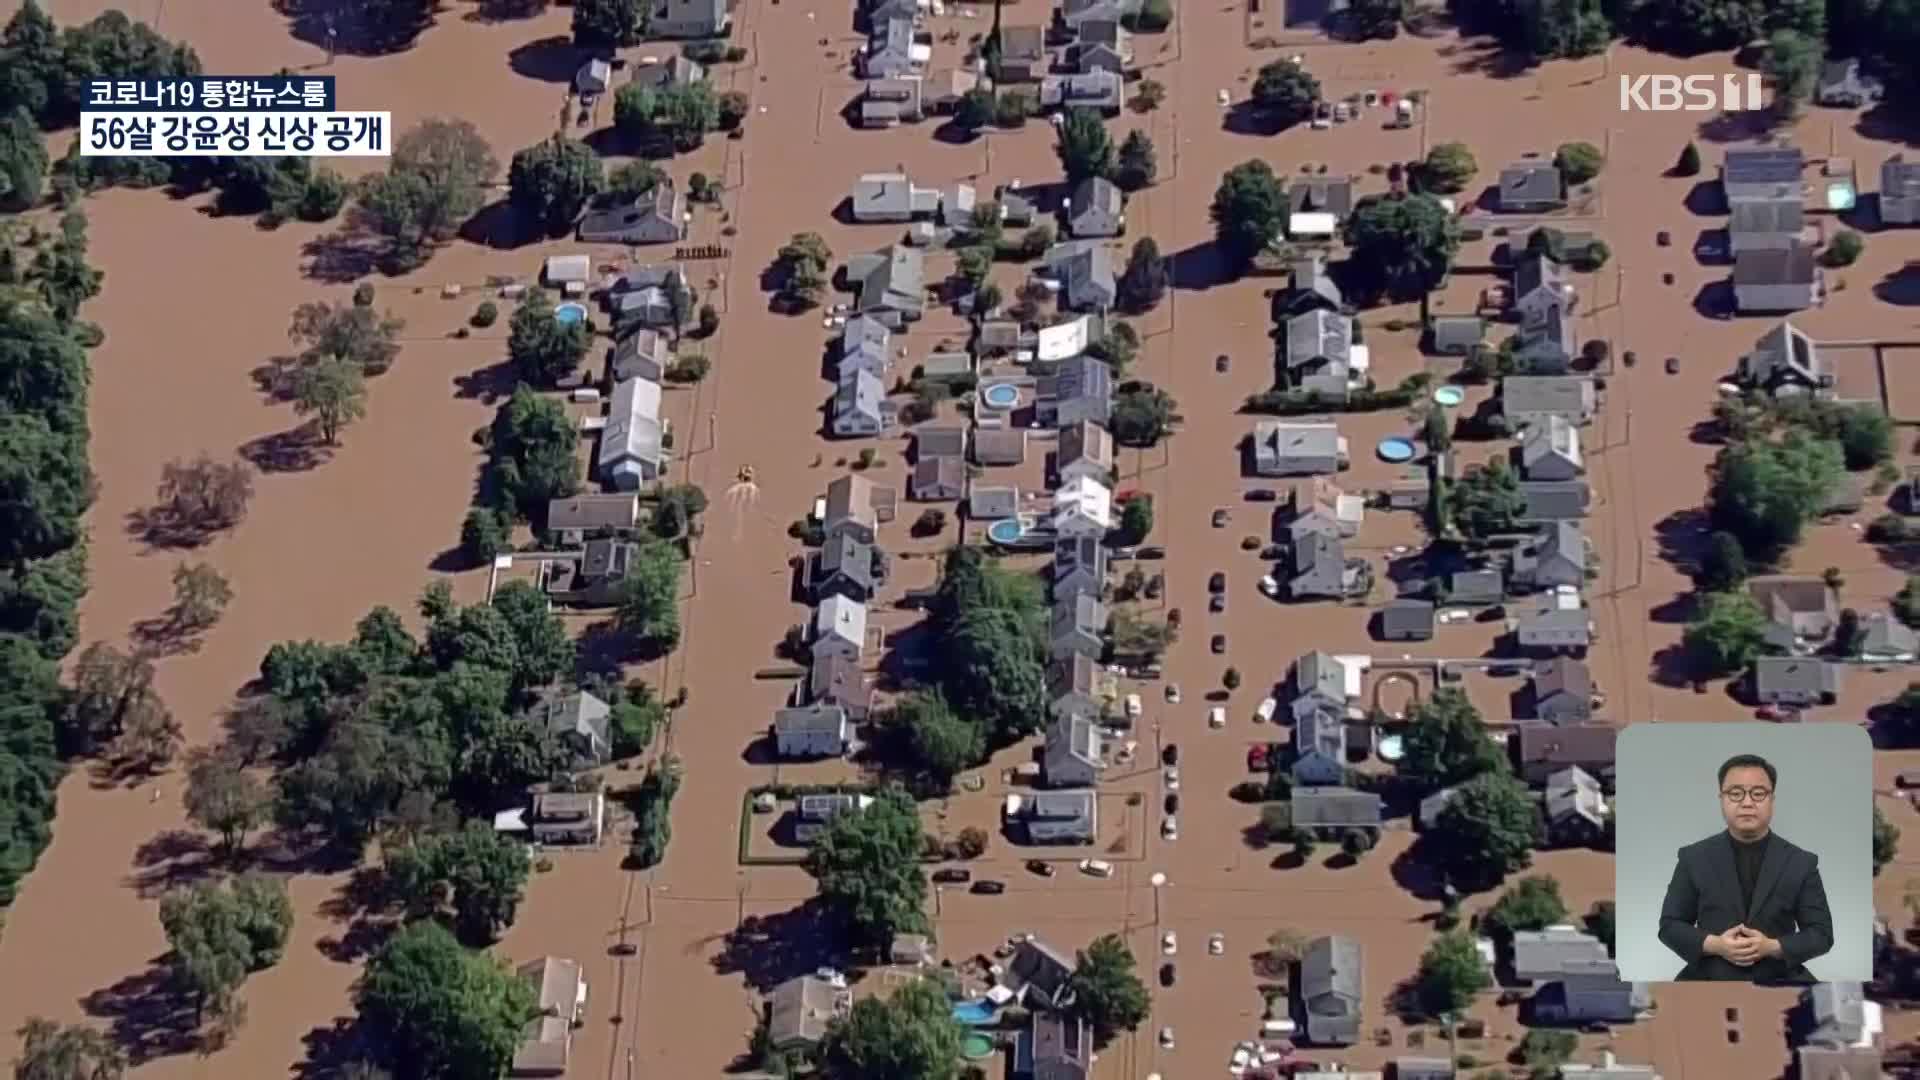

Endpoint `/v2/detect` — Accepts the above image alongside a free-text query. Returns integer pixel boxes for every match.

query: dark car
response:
[971,880,1006,895]
[1208,572,1226,593]
[1665,355,1680,374]
[1211,508,1230,528]
[1210,633,1227,654]
[1475,605,1506,623]
[1138,546,1167,560]
[1245,488,1277,502]
[1215,354,1230,373]
[1209,593,1226,613]
[1164,793,1180,815]
[1162,743,1179,766]
[1159,962,1177,987]
[1026,859,1056,876]
[931,868,971,884]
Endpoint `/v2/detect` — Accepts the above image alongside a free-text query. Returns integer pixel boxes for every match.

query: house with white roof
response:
[1051,476,1113,538]
[599,377,664,490]
[811,595,868,662]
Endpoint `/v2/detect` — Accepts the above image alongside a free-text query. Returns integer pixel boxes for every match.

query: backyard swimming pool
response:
[953,1001,997,1026]
[987,519,1025,545]
[555,302,588,325]
[1377,437,1416,463]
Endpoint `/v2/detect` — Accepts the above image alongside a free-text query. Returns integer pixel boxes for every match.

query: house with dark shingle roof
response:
[845,244,927,324]
[1749,575,1838,654]
[1512,254,1572,325]
[1738,320,1828,397]
[911,456,966,501]
[1071,19,1132,73]
[1292,706,1348,785]
[1501,375,1595,430]
[1510,521,1588,592]
[1883,154,1920,226]
[773,703,850,758]
[1729,193,1805,254]
[1723,146,1804,202]
[809,652,872,723]
[1733,244,1820,313]
[1429,315,1485,356]
[1751,656,1838,707]
[1289,176,1356,220]
[1544,765,1608,844]
[1014,1011,1092,1080]
[825,474,877,544]
[1376,598,1435,642]
[1530,658,1594,724]
[1498,163,1564,212]
[1044,241,1118,312]
[1050,593,1108,662]
[1299,935,1364,1046]
[1043,712,1104,788]
[1052,534,1108,603]
[811,532,877,603]
[1521,416,1584,481]
[1279,254,1344,317]
[1292,787,1383,835]
[1514,723,1616,785]
[1068,177,1125,238]
[1518,480,1591,523]
[1006,939,1077,1009]
[996,26,1049,82]
[1042,355,1115,428]
[1285,309,1354,403]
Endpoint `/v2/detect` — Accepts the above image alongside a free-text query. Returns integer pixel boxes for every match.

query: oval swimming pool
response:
[554,302,588,325]
[981,382,1020,409]
[987,519,1025,545]
[1432,386,1465,407]
[1377,437,1417,463]
[953,1001,997,1026]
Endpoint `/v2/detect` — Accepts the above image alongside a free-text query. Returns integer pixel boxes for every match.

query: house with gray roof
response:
[1053,535,1108,603]
[924,67,982,113]
[773,704,850,759]
[1376,598,1434,642]
[1068,177,1124,238]
[1253,421,1347,477]
[1733,244,1820,313]
[1738,320,1827,396]
[538,689,612,768]
[1050,652,1110,719]
[547,493,640,546]
[1445,568,1506,607]
[1501,375,1595,431]
[1058,0,1142,31]
[600,377,664,490]
[651,0,730,37]
[1514,723,1617,786]
[1802,982,1874,1048]
[824,474,877,544]
[969,482,1020,521]
[578,182,685,245]
[1051,593,1108,662]
[1749,575,1838,654]
[1513,926,1611,984]
[1014,1012,1091,1080]
[1393,1058,1457,1080]
[1521,415,1584,482]
[1752,656,1838,707]
[548,538,639,607]
[767,976,851,1052]
[911,456,966,501]
[831,369,894,437]
[1292,787,1383,836]
[996,25,1049,81]
[1006,939,1077,1010]
[1043,713,1104,788]
[1299,936,1364,1046]
[846,245,927,324]
[1816,58,1883,107]
[915,424,968,461]
[1429,315,1485,356]
[1039,71,1125,115]
[629,54,706,92]
[1510,522,1588,592]
[811,532,877,603]
[1498,163,1564,212]
[1044,241,1117,312]
[1292,706,1348,785]
[809,652,872,723]
[1883,154,1920,226]
[1291,650,1348,721]
[860,17,922,79]
[864,0,919,25]
[1517,600,1592,653]
[1279,254,1344,317]
[1530,965,1649,1026]
[1530,658,1594,724]
[839,314,892,378]
[1729,193,1805,254]
[974,428,1028,467]
[1512,251,1572,321]
[1072,19,1132,73]
[1024,789,1098,844]
[860,76,924,128]
[1722,146,1804,203]
[1285,309,1354,403]
[1289,531,1357,600]
[1043,355,1115,427]
[811,594,867,662]
[1795,1045,1883,1080]
[852,173,939,223]
[1518,480,1591,523]
[609,327,669,384]
[1056,419,1113,485]
[575,58,612,96]
[1515,305,1577,375]
[1859,613,1919,663]
[1544,765,1608,844]
[1289,176,1356,221]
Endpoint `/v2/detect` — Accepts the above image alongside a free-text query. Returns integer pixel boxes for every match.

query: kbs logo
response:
[1618,73,1766,112]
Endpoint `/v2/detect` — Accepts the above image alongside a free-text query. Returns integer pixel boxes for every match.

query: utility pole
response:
[323,16,338,64]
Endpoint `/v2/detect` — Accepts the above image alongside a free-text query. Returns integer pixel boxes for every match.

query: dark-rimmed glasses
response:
[1721,787,1771,804]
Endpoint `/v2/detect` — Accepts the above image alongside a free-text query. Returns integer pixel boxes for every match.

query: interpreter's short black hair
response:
[1718,753,1778,788]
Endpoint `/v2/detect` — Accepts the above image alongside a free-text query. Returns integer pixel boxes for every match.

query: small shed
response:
[545,254,592,286]
[575,58,612,96]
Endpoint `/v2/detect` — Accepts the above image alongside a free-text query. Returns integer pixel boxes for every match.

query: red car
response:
[1247,744,1268,771]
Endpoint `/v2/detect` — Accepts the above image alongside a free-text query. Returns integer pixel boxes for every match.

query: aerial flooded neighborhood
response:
[3,0,1920,1078]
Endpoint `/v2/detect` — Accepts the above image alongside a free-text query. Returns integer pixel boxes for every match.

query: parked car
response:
[1210,633,1227,654]
[1164,792,1179,815]
[971,880,1006,895]
[1161,931,1178,955]
[932,868,971,884]
[1162,743,1180,766]
[1246,488,1277,502]
[1248,744,1269,771]
[1026,859,1056,877]
[1163,766,1180,791]
[1138,546,1167,560]
[1160,962,1177,987]
[1211,508,1230,528]
[1208,933,1225,956]
[1208,571,1227,593]
[1165,683,1182,703]
[1079,858,1114,877]
[1162,815,1178,840]
[1209,593,1226,613]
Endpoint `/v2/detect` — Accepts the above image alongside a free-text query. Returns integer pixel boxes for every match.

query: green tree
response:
[1249,59,1321,127]
[1675,140,1702,177]
[572,0,648,45]
[1210,160,1288,270]
[805,788,929,946]
[0,105,46,211]
[508,135,603,236]
[1522,1029,1578,1071]
[1129,0,1173,30]
[1448,456,1524,540]
[1517,0,1612,58]
[483,384,581,517]
[1422,407,1452,453]
[1584,899,1616,954]
[29,210,103,322]
[607,160,664,201]
[291,357,368,446]
[1111,387,1177,447]
[1824,229,1864,268]
[1427,770,1538,888]
[1764,29,1822,117]
[1117,496,1155,546]
[1695,530,1750,592]
[356,119,498,269]
[777,231,832,307]
[1116,236,1168,312]
[616,540,684,655]
[384,821,531,943]
[1400,686,1505,792]
[11,1016,128,1080]
[183,746,268,856]
[1342,193,1460,301]
[1070,934,1152,1039]
[159,878,283,1024]
[1553,141,1605,185]
[955,245,993,289]
[1414,929,1488,1017]
[288,299,405,376]
[487,579,576,692]
[460,507,509,565]
[1113,129,1157,192]
[1419,141,1477,194]
[169,560,232,631]
[1874,804,1899,875]
[892,689,985,786]
[506,290,590,386]
[355,921,537,1080]
[948,606,1048,741]
[1057,108,1114,183]
[821,979,963,1080]
[1684,590,1770,677]
[954,87,996,132]
[1483,874,1568,941]
[0,1,63,124]
[1709,433,1842,558]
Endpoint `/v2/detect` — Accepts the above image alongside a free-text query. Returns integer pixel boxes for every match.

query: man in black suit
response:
[1656,753,1833,983]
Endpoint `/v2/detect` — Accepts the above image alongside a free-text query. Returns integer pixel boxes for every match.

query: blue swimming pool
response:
[1377,437,1416,463]
[981,382,1020,409]
[953,1001,997,1026]
[555,302,588,325]
[987,519,1025,545]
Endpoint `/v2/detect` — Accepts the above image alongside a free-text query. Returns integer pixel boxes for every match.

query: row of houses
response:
[773,475,891,759]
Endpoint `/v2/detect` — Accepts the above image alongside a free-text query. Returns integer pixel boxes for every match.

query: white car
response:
[1209,933,1225,956]
[1259,575,1280,596]
[1162,815,1178,841]
[1208,706,1226,729]
[1079,858,1114,878]
[1162,931,1178,955]
[1255,697,1277,724]
[1126,693,1144,720]
[1165,684,1182,704]
[1159,1026,1176,1049]
[1163,767,1180,791]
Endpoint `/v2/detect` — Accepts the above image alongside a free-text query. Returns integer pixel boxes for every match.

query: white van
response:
[1208,706,1227,729]
[1079,858,1114,878]
[1255,697,1277,723]
[1125,693,1143,720]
